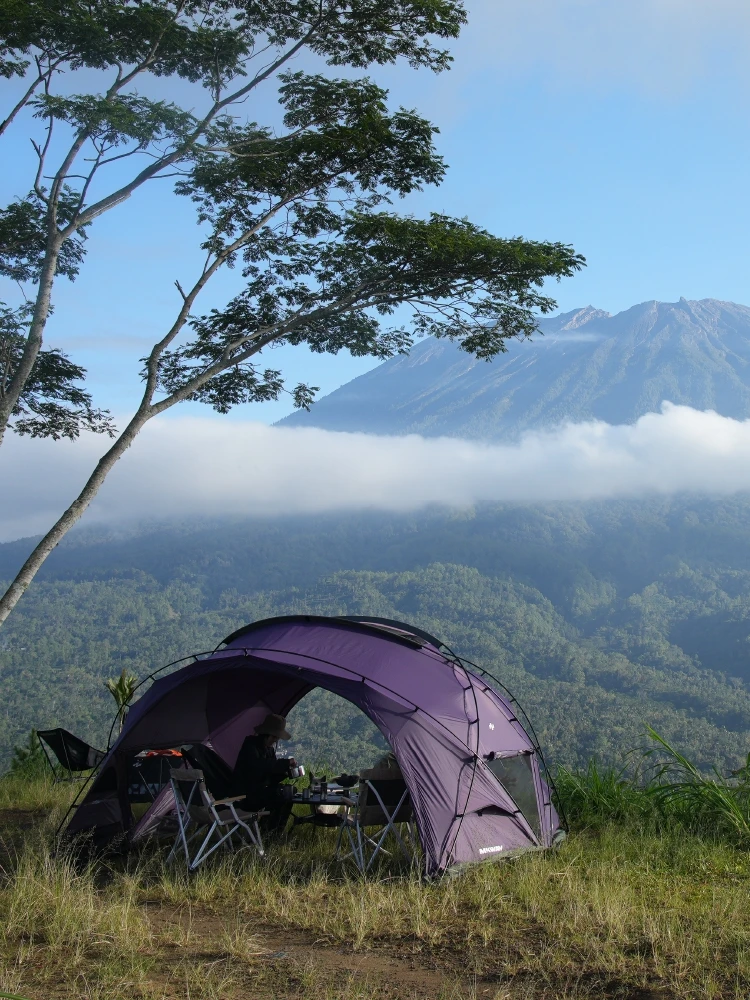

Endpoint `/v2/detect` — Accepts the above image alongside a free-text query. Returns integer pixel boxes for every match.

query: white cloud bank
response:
[2,402,750,542]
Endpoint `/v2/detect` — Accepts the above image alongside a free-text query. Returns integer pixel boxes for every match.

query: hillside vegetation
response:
[3,495,750,772]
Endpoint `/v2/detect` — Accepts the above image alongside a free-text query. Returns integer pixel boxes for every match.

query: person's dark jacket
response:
[232,735,290,807]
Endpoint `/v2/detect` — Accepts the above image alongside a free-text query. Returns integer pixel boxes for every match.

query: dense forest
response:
[2,494,750,772]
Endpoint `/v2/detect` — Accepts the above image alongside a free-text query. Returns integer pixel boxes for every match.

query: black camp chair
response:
[336,764,416,872]
[37,728,105,782]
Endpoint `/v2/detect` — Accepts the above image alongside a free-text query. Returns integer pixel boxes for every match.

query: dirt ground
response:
[156,905,456,997]
[141,902,670,1000]
[0,807,673,1000]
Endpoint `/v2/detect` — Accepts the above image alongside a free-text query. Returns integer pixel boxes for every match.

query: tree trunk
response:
[0,232,61,447]
[0,408,151,627]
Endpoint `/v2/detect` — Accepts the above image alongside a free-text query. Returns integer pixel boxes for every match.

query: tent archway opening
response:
[285,687,388,773]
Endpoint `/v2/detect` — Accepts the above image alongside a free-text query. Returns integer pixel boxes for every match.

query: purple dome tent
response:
[65,616,562,874]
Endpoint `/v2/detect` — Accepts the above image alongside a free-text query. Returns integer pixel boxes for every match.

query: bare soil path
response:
[145,903,672,1000]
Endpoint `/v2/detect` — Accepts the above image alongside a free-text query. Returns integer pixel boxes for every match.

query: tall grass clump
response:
[645,726,750,841]
[554,757,653,828]
[0,842,156,1000]
[1,845,150,959]
[556,726,750,845]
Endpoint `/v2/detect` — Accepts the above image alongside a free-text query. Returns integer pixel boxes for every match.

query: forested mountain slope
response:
[278,298,750,438]
[3,496,750,772]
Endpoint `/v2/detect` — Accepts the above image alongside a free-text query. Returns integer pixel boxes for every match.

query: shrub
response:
[6,730,47,781]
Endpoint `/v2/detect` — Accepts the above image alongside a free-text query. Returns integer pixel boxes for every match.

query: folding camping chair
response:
[180,743,236,799]
[335,765,416,873]
[167,768,268,871]
[37,728,105,782]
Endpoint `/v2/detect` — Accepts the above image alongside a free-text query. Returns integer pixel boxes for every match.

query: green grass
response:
[0,772,79,817]
[2,806,750,997]
[556,727,750,844]
[4,736,750,998]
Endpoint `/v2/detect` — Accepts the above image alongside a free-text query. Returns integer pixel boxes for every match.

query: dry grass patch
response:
[0,838,155,1000]
[1,786,749,998]
[145,825,750,998]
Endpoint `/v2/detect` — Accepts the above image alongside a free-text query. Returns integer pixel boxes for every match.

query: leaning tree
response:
[0,0,584,625]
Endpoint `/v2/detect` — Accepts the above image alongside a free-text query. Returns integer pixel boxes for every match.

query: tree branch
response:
[215,26,321,114]
[75,143,104,216]
[0,51,67,138]
[54,17,326,243]
[96,143,155,168]
[141,193,300,409]
[0,406,152,626]
[106,0,188,98]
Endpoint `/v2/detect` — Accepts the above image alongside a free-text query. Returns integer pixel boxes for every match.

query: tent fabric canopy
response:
[65,616,561,874]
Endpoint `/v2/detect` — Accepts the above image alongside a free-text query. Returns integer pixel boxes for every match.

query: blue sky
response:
[4,0,750,424]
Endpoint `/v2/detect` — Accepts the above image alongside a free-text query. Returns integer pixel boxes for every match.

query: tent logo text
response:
[479,844,504,855]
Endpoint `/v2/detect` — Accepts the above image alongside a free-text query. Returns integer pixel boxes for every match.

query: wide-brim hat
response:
[255,712,291,740]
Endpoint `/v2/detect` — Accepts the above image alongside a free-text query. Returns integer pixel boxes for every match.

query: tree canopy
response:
[0,303,114,438]
[0,0,584,625]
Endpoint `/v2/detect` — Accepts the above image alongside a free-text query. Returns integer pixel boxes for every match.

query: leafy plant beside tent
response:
[105,668,139,733]
[644,726,750,843]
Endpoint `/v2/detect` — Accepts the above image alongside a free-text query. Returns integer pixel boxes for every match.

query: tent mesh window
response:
[486,752,541,839]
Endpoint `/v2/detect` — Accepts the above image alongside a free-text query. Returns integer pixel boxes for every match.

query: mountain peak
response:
[278,298,750,440]
[554,305,611,330]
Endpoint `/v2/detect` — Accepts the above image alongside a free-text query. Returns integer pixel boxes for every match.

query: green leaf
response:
[0,191,89,283]
[0,303,115,440]
[33,93,197,148]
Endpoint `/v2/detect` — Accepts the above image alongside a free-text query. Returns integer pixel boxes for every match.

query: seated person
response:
[232,713,298,836]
